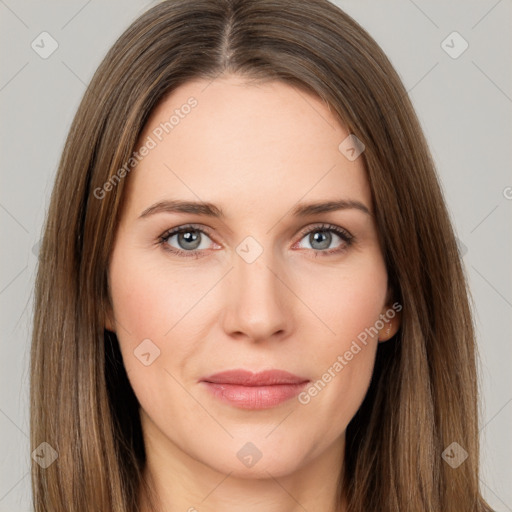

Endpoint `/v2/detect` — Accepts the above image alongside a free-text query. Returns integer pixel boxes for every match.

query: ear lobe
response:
[103,303,116,332]
[104,269,116,332]
[378,304,402,342]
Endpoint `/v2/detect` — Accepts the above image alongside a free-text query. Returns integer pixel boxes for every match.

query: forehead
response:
[123,76,372,220]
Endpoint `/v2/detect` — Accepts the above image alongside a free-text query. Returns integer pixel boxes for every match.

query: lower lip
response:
[201,382,308,409]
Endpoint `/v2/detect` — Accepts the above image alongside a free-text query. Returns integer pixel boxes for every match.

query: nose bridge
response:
[223,235,290,341]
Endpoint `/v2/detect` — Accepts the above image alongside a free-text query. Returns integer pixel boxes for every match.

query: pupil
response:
[311,230,331,250]
[179,230,200,250]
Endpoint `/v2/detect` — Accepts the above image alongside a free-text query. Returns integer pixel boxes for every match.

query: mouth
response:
[199,369,310,410]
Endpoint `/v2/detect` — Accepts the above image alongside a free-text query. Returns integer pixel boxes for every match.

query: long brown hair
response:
[30,1,493,510]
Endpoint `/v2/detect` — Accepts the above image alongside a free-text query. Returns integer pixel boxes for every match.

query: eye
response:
[159,224,218,259]
[158,222,355,259]
[294,223,354,256]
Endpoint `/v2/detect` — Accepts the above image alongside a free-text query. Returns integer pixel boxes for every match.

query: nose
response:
[221,245,292,344]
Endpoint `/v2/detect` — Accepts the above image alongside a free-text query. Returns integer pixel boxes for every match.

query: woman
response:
[30,0,494,510]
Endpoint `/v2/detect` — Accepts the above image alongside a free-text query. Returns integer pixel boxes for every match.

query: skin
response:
[106,74,401,512]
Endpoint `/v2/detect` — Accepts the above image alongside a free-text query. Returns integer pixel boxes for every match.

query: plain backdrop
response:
[1,1,511,510]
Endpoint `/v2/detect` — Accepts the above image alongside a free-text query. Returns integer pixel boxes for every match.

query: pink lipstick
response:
[200,369,309,409]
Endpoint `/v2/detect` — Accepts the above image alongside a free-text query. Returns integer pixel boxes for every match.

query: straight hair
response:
[30,1,494,510]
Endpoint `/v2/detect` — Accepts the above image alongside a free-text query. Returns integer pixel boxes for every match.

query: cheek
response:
[109,240,200,340]
[107,243,222,395]
[299,251,388,351]
[108,243,182,373]
[292,254,387,428]
[107,251,202,431]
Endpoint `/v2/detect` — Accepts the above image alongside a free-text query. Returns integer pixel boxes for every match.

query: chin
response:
[196,438,311,479]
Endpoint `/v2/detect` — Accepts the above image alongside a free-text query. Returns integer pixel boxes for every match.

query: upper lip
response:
[200,369,309,386]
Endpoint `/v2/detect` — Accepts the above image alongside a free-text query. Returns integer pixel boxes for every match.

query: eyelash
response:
[157,223,355,259]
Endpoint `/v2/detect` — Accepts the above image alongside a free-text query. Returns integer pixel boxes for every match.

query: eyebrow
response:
[138,198,372,219]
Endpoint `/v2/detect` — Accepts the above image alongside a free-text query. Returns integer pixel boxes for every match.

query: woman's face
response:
[107,75,397,478]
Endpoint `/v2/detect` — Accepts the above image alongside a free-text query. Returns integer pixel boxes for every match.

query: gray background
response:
[1,0,511,510]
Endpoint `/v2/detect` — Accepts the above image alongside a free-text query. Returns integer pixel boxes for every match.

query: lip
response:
[200,369,310,410]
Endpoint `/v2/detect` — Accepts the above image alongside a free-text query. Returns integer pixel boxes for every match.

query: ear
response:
[104,306,116,332]
[378,308,402,342]
[104,271,116,332]
[378,290,402,342]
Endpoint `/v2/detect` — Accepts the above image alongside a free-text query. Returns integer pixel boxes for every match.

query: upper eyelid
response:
[160,223,214,240]
[297,223,352,238]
